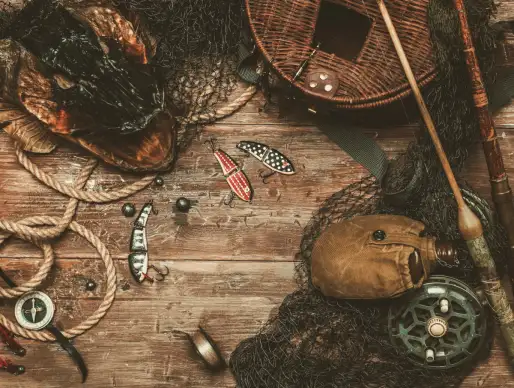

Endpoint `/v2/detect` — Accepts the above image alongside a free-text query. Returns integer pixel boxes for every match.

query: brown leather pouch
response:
[311,215,437,299]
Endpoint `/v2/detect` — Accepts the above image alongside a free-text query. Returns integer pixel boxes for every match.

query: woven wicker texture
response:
[247,0,435,109]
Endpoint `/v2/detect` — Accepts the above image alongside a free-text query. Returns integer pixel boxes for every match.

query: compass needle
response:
[31,298,36,323]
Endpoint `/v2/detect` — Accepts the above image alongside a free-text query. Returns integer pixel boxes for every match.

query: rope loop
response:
[0,83,257,342]
[0,218,116,341]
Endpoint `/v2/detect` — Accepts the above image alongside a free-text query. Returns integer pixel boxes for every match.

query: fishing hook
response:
[148,199,159,215]
[223,192,236,208]
[148,264,169,282]
[259,169,277,184]
[204,138,218,152]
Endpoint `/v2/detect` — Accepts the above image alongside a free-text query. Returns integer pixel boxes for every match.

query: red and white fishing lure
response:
[206,139,253,205]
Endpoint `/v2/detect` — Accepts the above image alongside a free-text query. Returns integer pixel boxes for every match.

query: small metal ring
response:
[188,327,226,371]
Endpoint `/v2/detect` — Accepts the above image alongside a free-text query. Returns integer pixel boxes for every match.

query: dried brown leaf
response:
[0,102,57,153]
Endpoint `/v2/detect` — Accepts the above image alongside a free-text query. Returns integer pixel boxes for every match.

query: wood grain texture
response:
[0,88,514,386]
[0,122,414,261]
[0,259,296,388]
[0,259,512,387]
[495,0,514,24]
[3,2,514,384]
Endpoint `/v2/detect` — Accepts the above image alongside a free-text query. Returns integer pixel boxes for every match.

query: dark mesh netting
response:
[230,0,509,387]
[0,0,245,153]
[110,0,245,151]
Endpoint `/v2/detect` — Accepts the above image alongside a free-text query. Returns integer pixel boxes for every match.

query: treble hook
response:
[148,199,159,215]
[223,192,236,208]
[204,138,218,152]
[148,264,169,282]
[259,169,277,184]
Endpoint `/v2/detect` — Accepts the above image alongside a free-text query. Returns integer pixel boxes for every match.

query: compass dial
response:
[15,291,55,330]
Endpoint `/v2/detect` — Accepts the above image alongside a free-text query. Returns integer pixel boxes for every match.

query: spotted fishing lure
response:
[206,139,253,205]
[128,202,168,283]
[236,141,295,182]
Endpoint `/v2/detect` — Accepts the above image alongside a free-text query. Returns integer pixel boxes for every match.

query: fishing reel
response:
[388,275,489,370]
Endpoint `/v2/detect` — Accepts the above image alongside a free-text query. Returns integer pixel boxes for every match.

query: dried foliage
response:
[111,0,245,151]
[0,0,245,153]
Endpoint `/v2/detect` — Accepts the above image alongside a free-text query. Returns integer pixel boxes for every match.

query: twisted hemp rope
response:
[0,219,116,342]
[178,85,257,125]
[0,85,258,342]
[0,146,154,341]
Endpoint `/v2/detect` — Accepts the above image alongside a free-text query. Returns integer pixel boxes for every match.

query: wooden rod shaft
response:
[452,0,514,287]
[453,0,506,180]
[376,0,466,209]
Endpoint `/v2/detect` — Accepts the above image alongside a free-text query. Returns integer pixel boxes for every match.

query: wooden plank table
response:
[2,1,514,386]
[0,90,512,387]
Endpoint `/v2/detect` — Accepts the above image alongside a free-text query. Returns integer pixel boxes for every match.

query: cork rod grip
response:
[467,235,514,363]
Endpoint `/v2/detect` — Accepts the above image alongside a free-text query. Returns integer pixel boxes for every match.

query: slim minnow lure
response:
[128,201,168,283]
[236,141,295,183]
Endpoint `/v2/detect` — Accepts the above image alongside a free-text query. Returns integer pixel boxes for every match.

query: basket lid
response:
[246,0,436,109]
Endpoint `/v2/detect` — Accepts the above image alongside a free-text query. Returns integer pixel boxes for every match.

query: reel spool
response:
[388,275,489,369]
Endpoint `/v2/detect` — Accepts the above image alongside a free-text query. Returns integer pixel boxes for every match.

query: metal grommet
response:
[188,327,226,371]
[372,230,386,241]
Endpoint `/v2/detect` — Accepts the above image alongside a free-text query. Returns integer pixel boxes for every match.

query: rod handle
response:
[467,236,514,362]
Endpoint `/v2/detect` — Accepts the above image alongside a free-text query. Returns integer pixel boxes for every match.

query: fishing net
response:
[0,0,245,153]
[230,0,509,387]
[111,0,245,151]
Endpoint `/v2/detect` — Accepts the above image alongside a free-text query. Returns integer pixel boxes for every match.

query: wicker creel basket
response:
[246,0,436,110]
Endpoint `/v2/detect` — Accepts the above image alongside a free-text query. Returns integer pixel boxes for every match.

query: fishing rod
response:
[452,0,514,288]
[376,0,514,365]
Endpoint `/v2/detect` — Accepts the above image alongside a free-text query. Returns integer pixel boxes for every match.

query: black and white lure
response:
[236,141,295,182]
[128,201,168,283]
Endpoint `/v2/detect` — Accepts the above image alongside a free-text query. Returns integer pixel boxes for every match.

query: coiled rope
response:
[0,84,257,341]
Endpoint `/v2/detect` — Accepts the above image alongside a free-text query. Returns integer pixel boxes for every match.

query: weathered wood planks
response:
[2,1,514,385]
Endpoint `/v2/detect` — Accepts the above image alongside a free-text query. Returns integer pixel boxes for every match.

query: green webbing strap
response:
[314,64,514,189]
[318,124,390,181]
